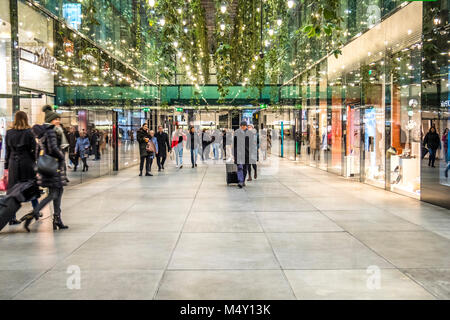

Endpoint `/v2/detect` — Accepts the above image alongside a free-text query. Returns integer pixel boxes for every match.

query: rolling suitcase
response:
[0,196,21,232]
[226,163,239,185]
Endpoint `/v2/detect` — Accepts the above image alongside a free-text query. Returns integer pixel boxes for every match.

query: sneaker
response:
[248,176,252,182]
[179,165,183,169]
[238,183,243,189]
[195,164,197,167]
[145,173,153,176]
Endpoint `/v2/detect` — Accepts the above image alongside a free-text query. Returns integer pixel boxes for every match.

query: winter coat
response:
[234,129,250,165]
[155,131,171,157]
[75,137,91,158]
[187,132,201,150]
[67,131,79,155]
[137,128,151,157]
[32,124,67,188]
[4,129,36,193]
[424,131,441,150]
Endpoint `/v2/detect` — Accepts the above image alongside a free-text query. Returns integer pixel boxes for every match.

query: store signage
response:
[176,107,183,112]
[20,47,57,71]
[142,108,150,112]
[63,38,74,54]
[260,104,267,110]
[441,100,450,107]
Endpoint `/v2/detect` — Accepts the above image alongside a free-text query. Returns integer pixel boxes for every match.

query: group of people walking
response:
[136,121,263,189]
[3,106,69,231]
[422,126,450,178]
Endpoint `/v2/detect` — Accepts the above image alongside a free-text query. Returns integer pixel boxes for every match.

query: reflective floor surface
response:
[1,156,449,300]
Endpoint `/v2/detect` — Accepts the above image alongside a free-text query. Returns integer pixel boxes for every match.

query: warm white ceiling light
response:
[220,23,226,31]
[177,8,182,14]
[173,41,178,48]
[220,5,227,14]
[148,0,155,8]
[268,29,274,36]
[277,19,282,26]
[159,18,165,26]
[287,0,295,9]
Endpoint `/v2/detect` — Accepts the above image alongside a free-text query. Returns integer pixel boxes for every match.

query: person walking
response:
[155,125,171,171]
[172,126,186,169]
[21,105,68,232]
[75,131,91,172]
[247,124,258,181]
[423,127,441,168]
[67,126,79,171]
[201,128,213,162]
[147,130,159,175]
[187,126,200,168]
[137,123,152,176]
[4,111,38,225]
[234,121,250,189]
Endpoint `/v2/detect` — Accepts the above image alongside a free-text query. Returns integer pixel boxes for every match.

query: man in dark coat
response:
[155,126,171,171]
[234,121,252,189]
[137,123,152,176]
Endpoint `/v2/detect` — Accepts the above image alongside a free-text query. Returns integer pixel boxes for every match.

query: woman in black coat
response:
[423,127,441,168]
[21,105,68,232]
[4,111,37,225]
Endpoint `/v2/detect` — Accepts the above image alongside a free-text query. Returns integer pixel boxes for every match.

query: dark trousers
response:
[33,187,64,217]
[157,155,166,169]
[247,164,257,176]
[140,155,151,173]
[428,148,437,167]
[237,164,248,184]
[81,157,88,170]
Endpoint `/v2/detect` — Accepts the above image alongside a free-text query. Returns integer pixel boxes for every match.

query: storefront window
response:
[389,43,422,198]
[329,73,344,175]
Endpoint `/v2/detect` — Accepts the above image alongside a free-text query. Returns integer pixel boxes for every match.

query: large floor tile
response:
[354,231,450,268]
[0,270,45,299]
[322,210,423,232]
[250,197,317,212]
[183,211,262,233]
[305,197,376,211]
[101,210,187,233]
[156,270,295,300]
[268,232,393,269]
[257,211,343,232]
[285,269,435,300]
[54,233,179,271]
[0,233,94,271]
[169,233,279,270]
[402,268,450,300]
[15,270,163,300]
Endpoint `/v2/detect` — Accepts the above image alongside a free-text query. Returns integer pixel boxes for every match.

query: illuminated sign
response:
[20,47,57,71]
[63,4,82,30]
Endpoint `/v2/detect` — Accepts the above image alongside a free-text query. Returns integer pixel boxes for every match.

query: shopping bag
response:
[0,169,8,191]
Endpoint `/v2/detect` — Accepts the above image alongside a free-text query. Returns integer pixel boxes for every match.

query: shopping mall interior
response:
[0,0,449,302]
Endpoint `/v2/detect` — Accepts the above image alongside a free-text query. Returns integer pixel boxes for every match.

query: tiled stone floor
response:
[1,156,449,300]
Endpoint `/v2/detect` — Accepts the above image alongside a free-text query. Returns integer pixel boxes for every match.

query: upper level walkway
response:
[1,157,449,299]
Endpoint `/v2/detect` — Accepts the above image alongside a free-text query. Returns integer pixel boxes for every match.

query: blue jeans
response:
[176,145,183,166]
[213,143,220,160]
[190,148,198,165]
[237,164,248,184]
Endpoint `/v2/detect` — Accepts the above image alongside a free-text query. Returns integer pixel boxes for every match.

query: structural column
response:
[10,0,20,113]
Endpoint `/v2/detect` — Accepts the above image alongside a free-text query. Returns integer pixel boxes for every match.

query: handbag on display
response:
[0,169,8,191]
[36,137,59,176]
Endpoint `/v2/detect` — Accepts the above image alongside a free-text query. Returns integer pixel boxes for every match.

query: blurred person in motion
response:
[21,105,68,232]
[75,131,91,172]
[423,127,441,168]
[67,126,79,171]
[137,123,152,176]
[187,126,200,168]
[155,125,171,171]
[246,124,259,181]
[147,130,159,176]
[234,121,251,189]
[4,111,38,225]
[172,126,186,169]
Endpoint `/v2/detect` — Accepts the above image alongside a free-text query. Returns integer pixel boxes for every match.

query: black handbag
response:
[36,137,59,176]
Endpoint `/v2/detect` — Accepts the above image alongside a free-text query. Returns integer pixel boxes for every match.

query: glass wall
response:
[420,0,450,208]
[0,0,12,180]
